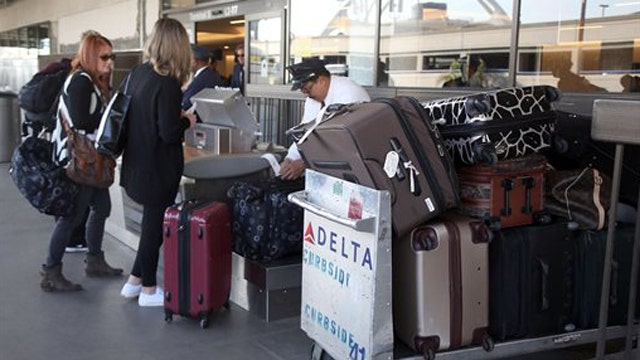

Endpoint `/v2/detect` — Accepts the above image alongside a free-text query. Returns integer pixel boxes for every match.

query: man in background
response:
[182,45,225,117]
[230,44,245,95]
[279,58,370,180]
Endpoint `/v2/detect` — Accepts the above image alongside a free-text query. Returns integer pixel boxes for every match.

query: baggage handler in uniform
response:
[279,58,370,180]
[41,31,123,292]
[181,45,225,115]
[119,18,197,307]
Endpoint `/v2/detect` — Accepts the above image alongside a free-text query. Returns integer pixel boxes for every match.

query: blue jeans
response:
[46,185,111,267]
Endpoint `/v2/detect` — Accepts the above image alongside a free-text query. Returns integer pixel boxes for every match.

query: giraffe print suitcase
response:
[422,86,561,166]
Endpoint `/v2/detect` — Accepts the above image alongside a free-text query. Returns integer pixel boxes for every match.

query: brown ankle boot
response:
[85,251,123,277]
[40,264,83,292]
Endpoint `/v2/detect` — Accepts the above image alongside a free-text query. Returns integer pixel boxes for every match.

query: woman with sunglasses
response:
[43,30,123,292]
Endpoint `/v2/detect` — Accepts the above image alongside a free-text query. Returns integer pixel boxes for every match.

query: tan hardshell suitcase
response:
[393,213,493,358]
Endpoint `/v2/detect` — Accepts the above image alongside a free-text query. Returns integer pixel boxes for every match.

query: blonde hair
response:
[72,30,113,100]
[144,18,192,86]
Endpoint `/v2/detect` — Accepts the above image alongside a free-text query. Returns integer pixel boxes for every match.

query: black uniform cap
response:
[287,58,327,90]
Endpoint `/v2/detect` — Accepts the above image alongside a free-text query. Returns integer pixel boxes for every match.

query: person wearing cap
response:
[279,58,370,180]
[230,44,245,95]
[182,45,225,115]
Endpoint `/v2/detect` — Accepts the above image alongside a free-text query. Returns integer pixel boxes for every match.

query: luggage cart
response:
[291,98,640,360]
[591,99,640,360]
[288,169,394,360]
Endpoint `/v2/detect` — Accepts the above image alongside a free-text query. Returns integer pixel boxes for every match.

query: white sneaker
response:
[120,282,142,298]
[65,244,89,253]
[138,287,164,307]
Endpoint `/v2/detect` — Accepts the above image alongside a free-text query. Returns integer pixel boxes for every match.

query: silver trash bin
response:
[0,91,21,163]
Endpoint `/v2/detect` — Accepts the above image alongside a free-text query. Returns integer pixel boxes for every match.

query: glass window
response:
[379,0,513,88]
[289,0,377,86]
[518,0,640,93]
[248,16,283,85]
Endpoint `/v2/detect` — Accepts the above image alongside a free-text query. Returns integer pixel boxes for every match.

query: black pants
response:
[46,185,111,267]
[130,203,169,287]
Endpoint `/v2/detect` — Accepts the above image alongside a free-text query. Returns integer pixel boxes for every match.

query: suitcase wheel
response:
[544,86,561,102]
[481,334,495,352]
[484,215,501,231]
[310,342,334,360]
[164,310,173,323]
[472,143,498,166]
[553,135,569,154]
[421,347,435,360]
[199,313,210,329]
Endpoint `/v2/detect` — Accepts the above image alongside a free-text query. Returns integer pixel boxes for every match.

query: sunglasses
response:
[99,54,116,61]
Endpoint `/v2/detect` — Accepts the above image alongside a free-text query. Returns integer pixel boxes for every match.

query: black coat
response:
[230,63,244,95]
[120,63,190,206]
[182,67,225,111]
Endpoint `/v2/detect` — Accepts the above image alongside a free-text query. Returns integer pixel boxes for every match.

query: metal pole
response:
[595,144,624,359]
[578,0,587,42]
[624,186,640,359]
[507,0,521,87]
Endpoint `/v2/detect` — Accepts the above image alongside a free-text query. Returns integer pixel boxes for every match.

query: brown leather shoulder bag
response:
[60,112,115,189]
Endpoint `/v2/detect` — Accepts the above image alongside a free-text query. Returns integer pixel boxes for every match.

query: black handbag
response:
[9,136,79,217]
[543,167,612,230]
[96,73,131,159]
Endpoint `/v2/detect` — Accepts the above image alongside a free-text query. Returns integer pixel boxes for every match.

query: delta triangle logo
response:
[304,222,315,244]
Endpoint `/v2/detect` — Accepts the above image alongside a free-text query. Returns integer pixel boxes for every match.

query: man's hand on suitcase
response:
[279,158,305,180]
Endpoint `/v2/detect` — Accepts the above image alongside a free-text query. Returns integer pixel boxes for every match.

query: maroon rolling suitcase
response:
[456,154,548,229]
[393,213,493,358]
[163,200,232,328]
[295,97,460,238]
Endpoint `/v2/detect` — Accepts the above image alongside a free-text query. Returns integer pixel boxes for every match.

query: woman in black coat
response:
[119,18,196,307]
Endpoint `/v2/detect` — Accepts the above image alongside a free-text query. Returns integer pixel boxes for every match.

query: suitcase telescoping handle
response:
[288,190,376,233]
[501,179,514,216]
[522,176,535,214]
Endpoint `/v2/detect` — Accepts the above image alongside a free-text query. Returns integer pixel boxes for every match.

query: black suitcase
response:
[422,85,560,165]
[295,97,460,238]
[489,222,575,340]
[573,225,640,329]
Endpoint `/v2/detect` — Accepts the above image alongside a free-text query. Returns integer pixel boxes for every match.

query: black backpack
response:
[18,59,72,132]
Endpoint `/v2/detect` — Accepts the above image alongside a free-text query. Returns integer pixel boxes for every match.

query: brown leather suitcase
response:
[393,213,493,358]
[295,97,459,237]
[456,154,547,229]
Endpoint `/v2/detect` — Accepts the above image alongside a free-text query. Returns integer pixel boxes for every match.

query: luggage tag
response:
[384,151,400,178]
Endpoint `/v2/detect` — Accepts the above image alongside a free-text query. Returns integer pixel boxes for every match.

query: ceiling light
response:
[230,20,245,25]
